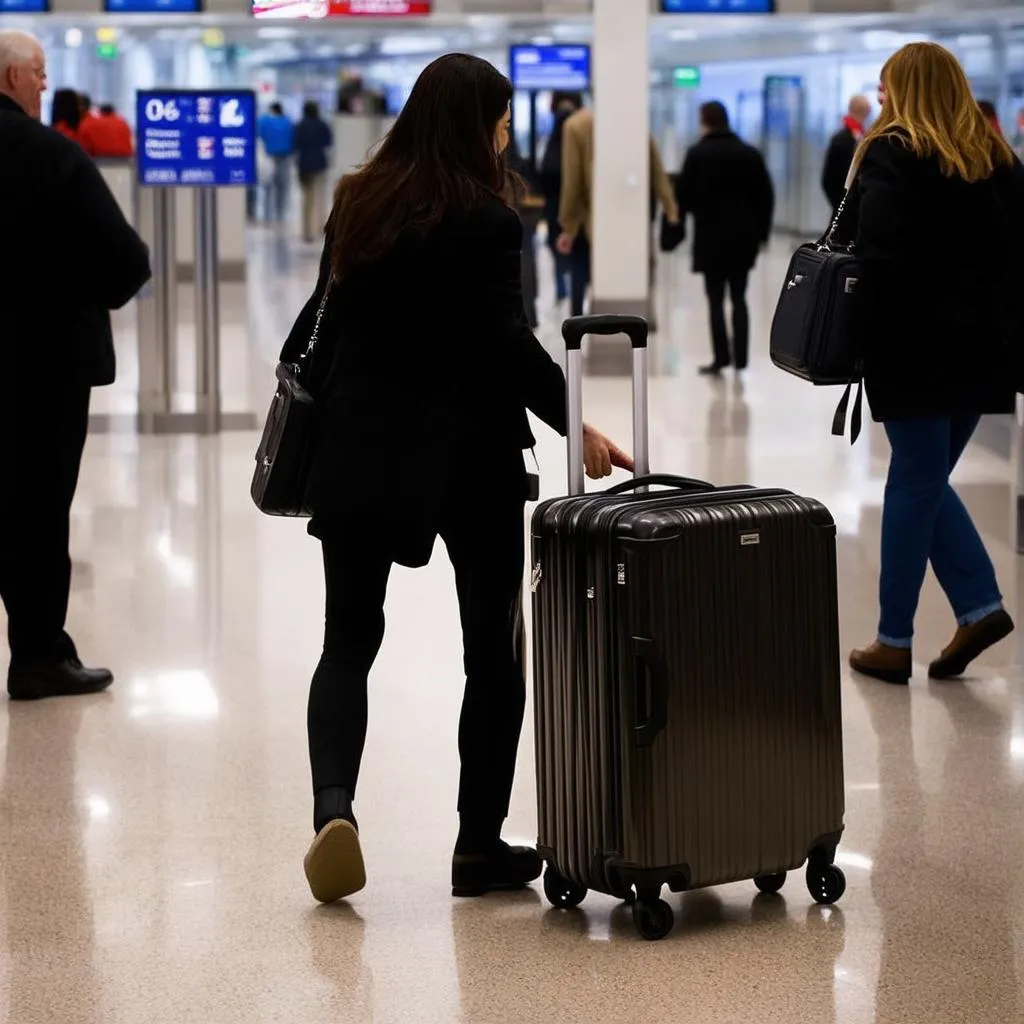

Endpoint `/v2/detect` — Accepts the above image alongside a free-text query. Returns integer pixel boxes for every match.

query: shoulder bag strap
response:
[297,277,334,380]
[831,377,864,444]
[819,189,851,252]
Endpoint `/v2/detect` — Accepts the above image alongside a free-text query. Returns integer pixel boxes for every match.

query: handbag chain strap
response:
[820,190,851,252]
[300,278,334,365]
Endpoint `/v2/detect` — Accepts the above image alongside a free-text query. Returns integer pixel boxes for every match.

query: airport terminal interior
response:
[5,0,1024,1021]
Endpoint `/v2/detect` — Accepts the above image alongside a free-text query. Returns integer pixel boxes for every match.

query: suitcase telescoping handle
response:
[632,637,669,746]
[563,315,651,496]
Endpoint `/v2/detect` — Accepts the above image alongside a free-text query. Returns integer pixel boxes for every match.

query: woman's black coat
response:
[843,134,1024,422]
[280,195,567,567]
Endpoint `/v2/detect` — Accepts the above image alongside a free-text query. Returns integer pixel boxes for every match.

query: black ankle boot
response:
[451,840,543,897]
[313,786,358,835]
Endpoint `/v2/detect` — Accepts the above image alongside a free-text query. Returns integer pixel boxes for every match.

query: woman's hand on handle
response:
[583,423,634,480]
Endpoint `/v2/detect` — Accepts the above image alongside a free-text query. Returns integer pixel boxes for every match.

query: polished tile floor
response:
[3,228,1024,1024]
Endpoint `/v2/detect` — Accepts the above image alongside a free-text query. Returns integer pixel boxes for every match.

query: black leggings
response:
[307,496,527,825]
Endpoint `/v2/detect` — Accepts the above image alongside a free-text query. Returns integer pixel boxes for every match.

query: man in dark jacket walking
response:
[675,101,774,375]
[822,95,871,214]
[294,100,334,243]
[0,30,151,700]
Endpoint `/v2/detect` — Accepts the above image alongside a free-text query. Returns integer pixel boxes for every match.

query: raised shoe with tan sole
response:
[928,608,1015,680]
[304,819,366,904]
[849,641,912,685]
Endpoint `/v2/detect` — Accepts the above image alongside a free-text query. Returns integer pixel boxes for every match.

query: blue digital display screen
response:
[105,0,200,10]
[509,45,590,92]
[136,91,257,188]
[0,0,49,11]
[661,0,773,11]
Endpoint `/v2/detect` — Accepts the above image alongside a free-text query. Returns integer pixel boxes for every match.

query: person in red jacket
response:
[78,103,133,158]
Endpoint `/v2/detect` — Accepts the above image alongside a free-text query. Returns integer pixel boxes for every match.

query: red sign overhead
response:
[252,0,430,14]
[333,0,430,11]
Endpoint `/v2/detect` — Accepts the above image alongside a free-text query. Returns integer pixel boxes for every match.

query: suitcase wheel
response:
[753,872,787,895]
[543,866,587,910]
[806,863,846,906]
[631,891,674,941]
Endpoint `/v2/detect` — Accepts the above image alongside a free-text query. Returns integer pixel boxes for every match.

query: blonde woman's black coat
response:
[842,134,1024,422]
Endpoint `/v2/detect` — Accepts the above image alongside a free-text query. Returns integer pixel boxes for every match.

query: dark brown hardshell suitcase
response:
[530,315,846,940]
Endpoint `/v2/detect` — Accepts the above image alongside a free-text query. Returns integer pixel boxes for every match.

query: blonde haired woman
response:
[845,42,1024,685]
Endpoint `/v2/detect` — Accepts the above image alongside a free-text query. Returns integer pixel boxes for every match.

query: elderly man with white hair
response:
[0,30,151,701]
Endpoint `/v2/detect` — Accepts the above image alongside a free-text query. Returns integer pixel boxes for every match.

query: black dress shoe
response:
[451,840,543,897]
[7,659,114,701]
[698,363,727,377]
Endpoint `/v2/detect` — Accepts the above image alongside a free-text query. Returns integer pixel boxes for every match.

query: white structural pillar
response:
[591,0,651,322]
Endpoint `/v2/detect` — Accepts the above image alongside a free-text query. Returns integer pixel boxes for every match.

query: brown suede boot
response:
[928,609,1014,680]
[849,641,912,685]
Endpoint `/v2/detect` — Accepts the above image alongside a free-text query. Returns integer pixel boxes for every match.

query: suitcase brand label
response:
[740,532,761,546]
[616,564,626,585]
[844,277,858,294]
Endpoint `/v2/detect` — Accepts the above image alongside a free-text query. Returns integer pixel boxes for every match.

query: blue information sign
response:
[0,0,49,10]
[509,45,590,92]
[136,90,257,187]
[105,0,200,9]
[661,0,773,11]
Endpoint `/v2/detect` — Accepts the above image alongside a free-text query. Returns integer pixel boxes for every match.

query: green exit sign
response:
[673,66,701,89]
[96,42,119,61]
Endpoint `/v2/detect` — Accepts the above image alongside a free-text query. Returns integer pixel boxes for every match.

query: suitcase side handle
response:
[563,316,651,496]
[631,637,669,747]
[605,474,713,495]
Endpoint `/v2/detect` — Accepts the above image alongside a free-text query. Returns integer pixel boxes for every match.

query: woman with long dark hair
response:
[280,53,630,904]
[845,42,1024,685]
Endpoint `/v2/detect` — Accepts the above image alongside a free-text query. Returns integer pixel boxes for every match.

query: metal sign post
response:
[136,187,177,434]
[193,187,221,435]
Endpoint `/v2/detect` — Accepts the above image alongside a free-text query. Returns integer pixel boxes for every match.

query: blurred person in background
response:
[978,99,1002,135]
[77,91,95,131]
[258,101,295,222]
[50,88,80,142]
[822,94,872,215]
[78,103,133,159]
[675,100,774,376]
[539,90,582,306]
[281,53,630,906]
[556,102,678,318]
[843,42,1023,685]
[0,30,151,699]
[294,99,334,244]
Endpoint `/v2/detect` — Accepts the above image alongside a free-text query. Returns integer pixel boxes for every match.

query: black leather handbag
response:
[659,212,686,253]
[250,284,331,517]
[770,192,864,441]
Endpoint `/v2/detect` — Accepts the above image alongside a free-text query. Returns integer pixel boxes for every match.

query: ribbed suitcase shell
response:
[531,486,844,898]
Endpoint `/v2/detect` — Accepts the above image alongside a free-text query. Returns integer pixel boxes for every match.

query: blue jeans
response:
[878,415,1003,647]
[265,154,291,221]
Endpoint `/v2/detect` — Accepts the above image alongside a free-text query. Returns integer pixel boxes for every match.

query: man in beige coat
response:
[556,106,679,317]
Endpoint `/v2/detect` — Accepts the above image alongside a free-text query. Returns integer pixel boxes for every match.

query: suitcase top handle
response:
[562,315,649,351]
[604,474,713,495]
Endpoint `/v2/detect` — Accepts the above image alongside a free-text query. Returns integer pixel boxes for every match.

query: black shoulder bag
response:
[769,190,864,442]
[250,282,332,517]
